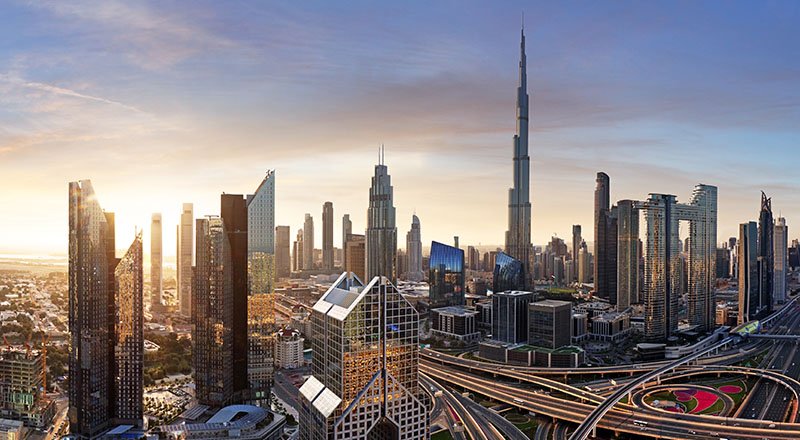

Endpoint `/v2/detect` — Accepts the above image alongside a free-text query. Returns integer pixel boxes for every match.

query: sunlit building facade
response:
[428,241,465,309]
[69,180,114,438]
[342,214,352,269]
[344,234,366,282]
[680,184,718,333]
[275,225,291,279]
[299,273,428,439]
[303,214,314,270]
[492,252,525,293]
[113,233,144,426]
[150,213,162,310]
[247,171,276,404]
[322,202,334,270]
[193,216,234,406]
[178,203,194,316]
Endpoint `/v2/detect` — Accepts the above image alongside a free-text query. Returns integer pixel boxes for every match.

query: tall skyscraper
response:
[505,28,533,290]
[322,202,334,270]
[758,191,774,314]
[429,241,465,308]
[221,194,249,402]
[299,273,428,439]
[640,185,718,340]
[344,234,366,281]
[594,172,617,302]
[774,217,788,304]
[738,221,759,324]
[406,215,423,281]
[578,241,590,284]
[303,214,314,270]
[113,233,144,426]
[177,203,193,316]
[276,225,291,278]
[69,180,114,438]
[616,201,639,309]
[366,147,397,282]
[571,225,582,281]
[246,171,276,403]
[69,181,144,437]
[150,213,163,310]
[342,213,352,268]
[193,216,234,406]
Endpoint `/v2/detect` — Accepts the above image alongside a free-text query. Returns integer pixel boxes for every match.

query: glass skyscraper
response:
[299,273,428,439]
[428,241,465,309]
[366,147,397,283]
[493,251,525,293]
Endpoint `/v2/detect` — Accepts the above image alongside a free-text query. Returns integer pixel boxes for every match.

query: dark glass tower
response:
[492,252,526,293]
[594,172,618,303]
[428,241,465,309]
[758,191,774,315]
[221,194,249,402]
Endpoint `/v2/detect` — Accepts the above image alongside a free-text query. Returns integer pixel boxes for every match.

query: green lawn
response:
[432,430,455,440]
[700,398,726,415]
[505,413,538,439]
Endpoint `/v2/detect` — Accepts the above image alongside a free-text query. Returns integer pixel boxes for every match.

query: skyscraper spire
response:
[505,27,533,290]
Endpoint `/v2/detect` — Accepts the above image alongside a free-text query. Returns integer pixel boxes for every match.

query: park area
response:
[643,378,749,416]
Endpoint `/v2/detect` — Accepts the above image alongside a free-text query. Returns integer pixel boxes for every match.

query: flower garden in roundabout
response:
[638,377,752,417]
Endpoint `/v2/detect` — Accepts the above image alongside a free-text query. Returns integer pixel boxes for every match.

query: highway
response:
[422,360,800,439]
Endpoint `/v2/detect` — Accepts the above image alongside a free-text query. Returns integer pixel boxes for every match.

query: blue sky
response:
[1,1,799,255]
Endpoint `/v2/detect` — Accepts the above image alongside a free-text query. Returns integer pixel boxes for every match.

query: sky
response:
[1,1,799,257]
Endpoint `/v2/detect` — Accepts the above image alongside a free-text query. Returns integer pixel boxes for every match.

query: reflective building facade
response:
[113,233,144,426]
[406,215,423,282]
[738,221,760,323]
[69,180,114,438]
[616,200,639,309]
[322,202,334,270]
[428,241,465,309]
[774,217,788,304]
[193,217,234,406]
[492,290,533,344]
[177,203,194,316]
[246,171,276,403]
[492,252,526,293]
[758,191,774,314]
[299,273,428,439]
[150,213,162,310]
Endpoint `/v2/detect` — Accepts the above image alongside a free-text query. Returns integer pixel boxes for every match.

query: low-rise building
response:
[571,313,588,344]
[528,300,572,349]
[0,348,55,428]
[158,404,285,440]
[275,328,304,369]
[0,419,24,440]
[590,312,631,342]
[430,306,480,342]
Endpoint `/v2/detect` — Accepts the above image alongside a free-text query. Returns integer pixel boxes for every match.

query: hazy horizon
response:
[2,1,799,257]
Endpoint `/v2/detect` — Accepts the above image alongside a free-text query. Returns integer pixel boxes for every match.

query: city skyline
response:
[2,2,800,255]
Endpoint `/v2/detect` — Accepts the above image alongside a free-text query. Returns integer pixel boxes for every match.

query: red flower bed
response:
[690,390,720,413]
[719,385,742,394]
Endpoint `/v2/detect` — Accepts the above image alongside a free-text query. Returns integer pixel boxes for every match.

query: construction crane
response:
[41,333,50,393]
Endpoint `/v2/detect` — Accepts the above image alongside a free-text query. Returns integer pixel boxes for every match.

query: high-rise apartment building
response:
[276,225,291,278]
[429,241,465,309]
[505,29,533,290]
[177,203,194,316]
[774,217,788,304]
[492,290,533,344]
[758,192,774,314]
[344,234,366,281]
[738,222,759,323]
[366,147,397,282]
[578,241,590,284]
[299,273,428,439]
[342,214,352,268]
[322,202,334,270]
[221,194,249,402]
[150,213,162,310]
[193,216,234,406]
[640,185,718,340]
[303,214,314,271]
[246,171,276,403]
[68,181,144,437]
[616,200,639,309]
[406,215,423,281]
[113,233,144,426]
[594,172,618,303]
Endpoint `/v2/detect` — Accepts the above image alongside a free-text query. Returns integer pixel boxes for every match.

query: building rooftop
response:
[493,290,534,297]
[431,305,478,317]
[530,299,572,308]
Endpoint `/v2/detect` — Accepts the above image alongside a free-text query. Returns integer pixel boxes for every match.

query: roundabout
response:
[638,383,738,416]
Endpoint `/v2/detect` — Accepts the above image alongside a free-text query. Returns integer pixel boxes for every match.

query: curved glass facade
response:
[493,251,525,293]
[429,241,465,308]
